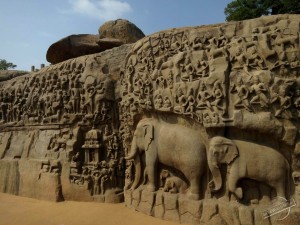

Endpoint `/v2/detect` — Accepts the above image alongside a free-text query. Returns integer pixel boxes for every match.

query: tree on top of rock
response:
[225,0,300,21]
[0,59,17,70]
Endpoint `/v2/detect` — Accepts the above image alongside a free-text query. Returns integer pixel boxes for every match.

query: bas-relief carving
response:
[0,49,127,203]
[1,14,300,225]
[120,15,300,225]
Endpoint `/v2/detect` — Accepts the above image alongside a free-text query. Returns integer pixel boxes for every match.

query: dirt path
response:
[0,193,177,225]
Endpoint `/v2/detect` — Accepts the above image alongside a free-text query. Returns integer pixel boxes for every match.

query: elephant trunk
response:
[208,154,222,192]
[125,135,138,160]
[131,154,141,190]
[124,135,141,190]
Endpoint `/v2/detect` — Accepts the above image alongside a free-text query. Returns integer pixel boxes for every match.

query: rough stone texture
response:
[154,191,165,218]
[178,198,202,224]
[99,19,145,44]
[137,189,156,215]
[0,70,28,82]
[239,206,254,225]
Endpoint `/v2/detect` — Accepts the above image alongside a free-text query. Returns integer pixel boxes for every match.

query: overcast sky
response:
[0,0,232,71]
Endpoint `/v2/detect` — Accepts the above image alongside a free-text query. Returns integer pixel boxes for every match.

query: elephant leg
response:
[145,158,157,192]
[228,173,243,199]
[274,181,286,200]
[186,173,201,200]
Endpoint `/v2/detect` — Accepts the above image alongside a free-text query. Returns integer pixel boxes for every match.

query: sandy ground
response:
[0,193,178,225]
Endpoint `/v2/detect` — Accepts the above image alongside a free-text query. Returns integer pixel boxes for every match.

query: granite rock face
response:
[0,70,28,82]
[2,15,300,225]
[98,19,145,44]
[0,44,131,203]
[120,14,300,225]
[46,34,123,64]
[47,19,144,64]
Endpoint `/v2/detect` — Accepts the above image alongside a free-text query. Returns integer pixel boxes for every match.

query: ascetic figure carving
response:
[125,117,207,200]
[208,136,290,200]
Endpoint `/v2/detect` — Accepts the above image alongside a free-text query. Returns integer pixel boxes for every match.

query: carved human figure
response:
[246,46,265,69]
[184,89,196,117]
[154,94,163,110]
[99,174,108,195]
[294,89,300,117]
[231,76,252,112]
[174,88,187,114]
[93,171,101,195]
[196,60,209,78]
[85,87,96,114]
[250,76,269,108]
[181,57,195,82]
[162,96,172,111]
[70,79,82,114]
[231,47,247,70]
[94,82,105,112]
[211,81,225,114]
[271,85,292,118]
[196,82,212,110]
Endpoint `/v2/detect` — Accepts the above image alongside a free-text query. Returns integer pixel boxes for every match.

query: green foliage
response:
[225,0,300,21]
[0,59,17,70]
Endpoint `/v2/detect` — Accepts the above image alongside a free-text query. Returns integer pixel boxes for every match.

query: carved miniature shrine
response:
[1,15,300,225]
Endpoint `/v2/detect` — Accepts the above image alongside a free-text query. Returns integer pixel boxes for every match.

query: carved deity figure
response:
[211,81,225,114]
[249,76,269,108]
[231,77,252,112]
[271,85,292,118]
[196,82,212,110]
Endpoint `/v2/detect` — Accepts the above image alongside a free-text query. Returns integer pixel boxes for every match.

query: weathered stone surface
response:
[132,189,142,208]
[99,19,145,44]
[254,208,271,225]
[218,201,240,225]
[163,192,178,210]
[153,191,165,218]
[164,209,180,222]
[201,199,218,224]
[137,189,156,215]
[239,206,254,225]
[178,198,202,224]
[0,70,28,82]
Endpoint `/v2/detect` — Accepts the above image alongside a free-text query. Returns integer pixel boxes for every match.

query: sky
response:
[0,0,232,71]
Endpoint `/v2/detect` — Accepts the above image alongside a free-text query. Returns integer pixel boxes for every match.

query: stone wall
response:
[1,14,300,225]
[0,44,131,202]
[120,15,300,225]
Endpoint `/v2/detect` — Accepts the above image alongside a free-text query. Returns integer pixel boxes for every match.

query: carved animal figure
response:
[208,136,290,200]
[163,176,188,194]
[125,117,207,200]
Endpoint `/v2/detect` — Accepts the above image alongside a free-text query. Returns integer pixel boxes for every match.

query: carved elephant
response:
[163,176,188,194]
[208,136,290,200]
[125,117,207,200]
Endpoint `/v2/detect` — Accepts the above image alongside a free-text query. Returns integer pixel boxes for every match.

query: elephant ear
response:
[223,141,239,165]
[143,124,154,151]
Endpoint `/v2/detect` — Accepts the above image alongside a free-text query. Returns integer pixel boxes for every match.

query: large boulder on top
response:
[46,34,123,64]
[98,19,145,44]
[46,19,144,64]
